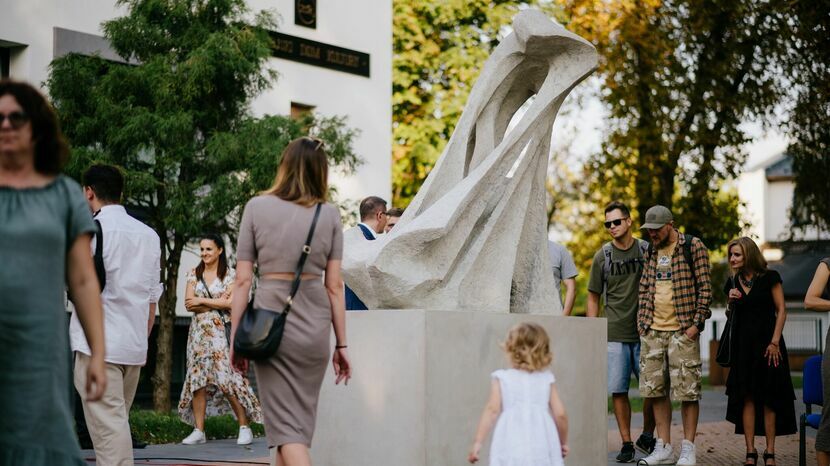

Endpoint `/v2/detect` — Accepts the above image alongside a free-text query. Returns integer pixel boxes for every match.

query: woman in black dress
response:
[724,237,796,466]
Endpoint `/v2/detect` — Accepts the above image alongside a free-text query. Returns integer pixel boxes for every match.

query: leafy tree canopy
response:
[48,0,360,411]
[392,0,559,206]
[786,1,830,233]
[558,0,791,252]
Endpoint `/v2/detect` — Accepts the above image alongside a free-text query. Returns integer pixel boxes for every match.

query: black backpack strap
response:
[93,220,106,292]
[683,234,697,292]
[284,203,323,315]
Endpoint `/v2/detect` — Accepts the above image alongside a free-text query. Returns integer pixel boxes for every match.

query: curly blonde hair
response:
[502,322,553,371]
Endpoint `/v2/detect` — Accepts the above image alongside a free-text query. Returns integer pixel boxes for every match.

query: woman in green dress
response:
[0,80,107,465]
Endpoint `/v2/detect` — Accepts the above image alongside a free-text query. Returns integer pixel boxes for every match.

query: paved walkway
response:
[81,386,814,465]
[82,437,270,465]
[608,421,813,465]
[607,386,814,465]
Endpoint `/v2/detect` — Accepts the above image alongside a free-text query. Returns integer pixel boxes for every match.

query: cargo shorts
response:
[639,329,702,401]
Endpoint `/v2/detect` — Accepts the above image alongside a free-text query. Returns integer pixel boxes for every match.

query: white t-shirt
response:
[69,205,163,365]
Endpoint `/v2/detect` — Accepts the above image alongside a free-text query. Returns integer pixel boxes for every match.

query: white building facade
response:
[2,0,392,315]
[0,0,392,204]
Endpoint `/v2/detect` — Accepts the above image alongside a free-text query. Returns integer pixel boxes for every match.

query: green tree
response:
[787,1,830,233]
[392,0,559,206]
[557,0,791,251]
[47,0,359,411]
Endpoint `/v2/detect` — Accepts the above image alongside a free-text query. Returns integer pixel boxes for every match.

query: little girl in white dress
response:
[468,322,568,466]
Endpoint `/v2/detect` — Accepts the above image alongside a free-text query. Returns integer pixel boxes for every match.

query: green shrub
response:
[130,410,265,445]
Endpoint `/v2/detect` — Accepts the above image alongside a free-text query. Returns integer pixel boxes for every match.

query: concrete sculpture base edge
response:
[293,310,607,466]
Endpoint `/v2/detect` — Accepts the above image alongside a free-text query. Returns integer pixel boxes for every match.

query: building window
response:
[291,102,315,119]
[0,48,9,78]
[295,0,317,29]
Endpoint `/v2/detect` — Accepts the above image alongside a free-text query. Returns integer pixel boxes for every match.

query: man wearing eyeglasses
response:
[636,205,711,466]
[587,201,656,463]
[343,196,388,310]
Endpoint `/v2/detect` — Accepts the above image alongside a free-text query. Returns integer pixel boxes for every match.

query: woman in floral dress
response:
[179,234,262,445]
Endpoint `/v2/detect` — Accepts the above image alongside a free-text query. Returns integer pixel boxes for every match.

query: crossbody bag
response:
[233,203,322,361]
[716,275,737,367]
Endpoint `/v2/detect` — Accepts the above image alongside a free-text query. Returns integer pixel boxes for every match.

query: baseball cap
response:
[640,205,673,230]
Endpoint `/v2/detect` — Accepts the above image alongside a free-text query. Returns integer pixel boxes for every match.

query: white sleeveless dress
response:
[489,369,564,466]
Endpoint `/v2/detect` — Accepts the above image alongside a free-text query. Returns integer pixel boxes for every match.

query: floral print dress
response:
[178,269,262,426]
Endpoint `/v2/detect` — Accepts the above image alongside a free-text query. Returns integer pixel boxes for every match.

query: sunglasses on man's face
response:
[604,218,628,229]
[0,111,30,129]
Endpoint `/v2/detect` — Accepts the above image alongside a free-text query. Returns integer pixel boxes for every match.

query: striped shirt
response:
[637,230,712,335]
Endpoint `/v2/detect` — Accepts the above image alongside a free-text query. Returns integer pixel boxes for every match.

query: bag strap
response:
[284,203,323,316]
[199,276,214,299]
[683,234,697,293]
[93,220,106,291]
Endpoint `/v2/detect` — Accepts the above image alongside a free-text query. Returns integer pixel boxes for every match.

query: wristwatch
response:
[695,321,705,333]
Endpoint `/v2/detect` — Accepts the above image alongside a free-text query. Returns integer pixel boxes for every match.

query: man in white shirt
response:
[70,165,162,466]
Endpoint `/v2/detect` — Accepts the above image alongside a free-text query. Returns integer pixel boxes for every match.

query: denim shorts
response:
[608,341,640,394]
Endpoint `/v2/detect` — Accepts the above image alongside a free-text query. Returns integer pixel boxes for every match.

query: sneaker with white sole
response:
[676,439,696,465]
[237,425,253,445]
[181,428,206,445]
[636,439,674,465]
[635,433,656,454]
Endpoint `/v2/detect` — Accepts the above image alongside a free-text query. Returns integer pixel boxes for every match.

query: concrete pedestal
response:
[303,310,606,466]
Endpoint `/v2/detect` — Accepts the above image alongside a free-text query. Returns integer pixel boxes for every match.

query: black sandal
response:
[745,450,758,465]
[763,450,775,465]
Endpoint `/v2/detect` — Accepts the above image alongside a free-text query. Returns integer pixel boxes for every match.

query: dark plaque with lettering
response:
[295,0,317,29]
[269,31,371,78]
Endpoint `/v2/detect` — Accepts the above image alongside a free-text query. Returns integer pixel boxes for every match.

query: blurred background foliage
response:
[392,0,828,312]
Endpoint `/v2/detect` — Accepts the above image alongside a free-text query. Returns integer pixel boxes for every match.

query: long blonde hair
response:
[502,322,553,372]
[262,137,328,206]
[727,236,768,277]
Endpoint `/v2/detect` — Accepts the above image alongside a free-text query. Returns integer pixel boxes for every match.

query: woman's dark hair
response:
[262,137,328,206]
[195,234,228,282]
[727,236,768,277]
[0,79,69,175]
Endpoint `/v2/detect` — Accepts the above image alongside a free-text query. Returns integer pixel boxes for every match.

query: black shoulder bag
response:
[234,203,322,361]
[199,276,232,346]
[716,276,737,367]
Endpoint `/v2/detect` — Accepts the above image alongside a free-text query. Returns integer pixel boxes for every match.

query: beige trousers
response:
[74,352,141,466]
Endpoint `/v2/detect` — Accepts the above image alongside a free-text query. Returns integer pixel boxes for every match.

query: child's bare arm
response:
[549,382,569,456]
[468,379,502,463]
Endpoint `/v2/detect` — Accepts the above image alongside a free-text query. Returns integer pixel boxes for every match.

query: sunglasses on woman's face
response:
[0,111,29,129]
[604,218,628,229]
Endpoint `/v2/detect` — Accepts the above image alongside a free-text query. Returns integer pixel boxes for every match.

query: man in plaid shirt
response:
[635,205,712,466]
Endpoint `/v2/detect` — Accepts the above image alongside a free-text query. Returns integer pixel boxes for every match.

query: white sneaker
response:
[181,428,206,445]
[237,425,253,445]
[676,439,696,465]
[637,439,674,465]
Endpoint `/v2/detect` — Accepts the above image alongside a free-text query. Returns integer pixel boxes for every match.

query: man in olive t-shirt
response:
[587,201,656,462]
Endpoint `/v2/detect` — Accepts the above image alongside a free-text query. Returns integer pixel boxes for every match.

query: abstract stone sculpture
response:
[343,10,598,313]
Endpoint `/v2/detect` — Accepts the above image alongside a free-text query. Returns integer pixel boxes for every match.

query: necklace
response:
[739,273,754,288]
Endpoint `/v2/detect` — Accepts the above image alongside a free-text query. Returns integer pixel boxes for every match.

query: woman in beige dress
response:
[231,136,351,466]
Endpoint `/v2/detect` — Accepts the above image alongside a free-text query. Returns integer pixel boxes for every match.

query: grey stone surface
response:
[82,437,269,465]
[53,27,135,64]
[311,310,607,466]
[342,10,597,314]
